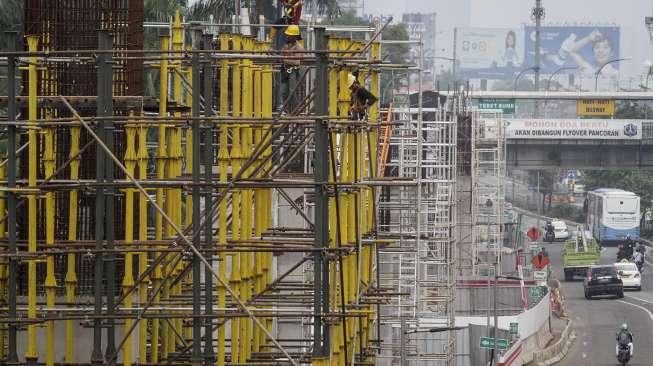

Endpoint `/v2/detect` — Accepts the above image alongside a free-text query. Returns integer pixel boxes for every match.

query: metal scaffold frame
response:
[376,39,458,365]
[471,110,506,276]
[0,5,400,365]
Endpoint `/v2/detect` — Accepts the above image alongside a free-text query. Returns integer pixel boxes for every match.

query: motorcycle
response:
[544,230,555,243]
[617,343,631,365]
[636,260,644,273]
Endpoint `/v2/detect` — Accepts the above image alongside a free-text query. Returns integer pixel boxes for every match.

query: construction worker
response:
[277,24,305,113]
[270,0,303,47]
[348,73,378,120]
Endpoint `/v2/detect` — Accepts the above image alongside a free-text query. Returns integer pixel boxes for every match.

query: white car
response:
[614,261,642,291]
[551,220,569,240]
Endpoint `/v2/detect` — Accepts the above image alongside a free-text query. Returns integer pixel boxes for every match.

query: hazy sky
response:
[363,0,653,80]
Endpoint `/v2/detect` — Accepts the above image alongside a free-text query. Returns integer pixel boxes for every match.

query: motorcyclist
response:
[625,234,635,258]
[616,323,634,357]
[545,220,555,241]
[633,250,644,271]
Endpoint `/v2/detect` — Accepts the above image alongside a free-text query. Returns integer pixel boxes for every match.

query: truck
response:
[562,227,601,281]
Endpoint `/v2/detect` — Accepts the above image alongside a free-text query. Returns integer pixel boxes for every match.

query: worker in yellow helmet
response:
[270,0,303,46]
[277,24,305,113]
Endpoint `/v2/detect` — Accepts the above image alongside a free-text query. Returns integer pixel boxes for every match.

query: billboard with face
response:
[524,26,621,76]
[456,28,525,78]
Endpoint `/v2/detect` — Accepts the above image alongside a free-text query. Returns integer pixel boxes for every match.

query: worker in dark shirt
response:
[270,0,303,48]
[348,73,378,120]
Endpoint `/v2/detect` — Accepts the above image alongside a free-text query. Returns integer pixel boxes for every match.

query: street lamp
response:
[545,66,577,117]
[594,57,630,91]
[513,66,539,91]
[492,267,523,365]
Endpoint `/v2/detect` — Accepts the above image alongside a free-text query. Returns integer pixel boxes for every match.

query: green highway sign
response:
[510,322,519,335]
[479,98,516,115]
[479,336,509,350]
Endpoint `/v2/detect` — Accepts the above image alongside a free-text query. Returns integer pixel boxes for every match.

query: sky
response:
[362,0,653,81]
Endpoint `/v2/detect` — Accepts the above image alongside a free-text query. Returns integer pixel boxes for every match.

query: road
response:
[522,216,653,365]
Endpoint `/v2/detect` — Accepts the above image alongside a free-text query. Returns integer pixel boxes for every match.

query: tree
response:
[582,103,653,225]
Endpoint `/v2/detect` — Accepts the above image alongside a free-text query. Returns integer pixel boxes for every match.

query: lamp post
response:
[595,57,630,91]
[545,66,577,118]
[513,66,539,92]
[492,265,522,365]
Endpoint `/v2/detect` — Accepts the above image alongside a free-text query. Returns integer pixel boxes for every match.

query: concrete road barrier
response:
[529,319,576,366]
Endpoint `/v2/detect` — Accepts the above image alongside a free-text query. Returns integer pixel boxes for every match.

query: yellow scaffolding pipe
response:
[152,34,170,364]
[25,34,39,363]
[252,43,263,355]
[137,122,149,364]
[64,124,80,363]
[170,11,185,353]
[122,114,138,366]
[216,32,230,366]
[261,55,274,347]
[230,33,243,365]
[240,36,255,362]
[43,110,57,366]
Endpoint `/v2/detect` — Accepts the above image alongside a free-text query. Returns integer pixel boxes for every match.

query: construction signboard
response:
[505,119,642,140]
[577,99,615,117]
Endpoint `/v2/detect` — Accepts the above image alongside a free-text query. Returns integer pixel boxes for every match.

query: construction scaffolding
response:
[377,67,459,364]
[471,110,506,276]
[0,4,396,366]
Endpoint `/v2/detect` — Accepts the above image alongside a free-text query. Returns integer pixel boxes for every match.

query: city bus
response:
[586,189,640,246]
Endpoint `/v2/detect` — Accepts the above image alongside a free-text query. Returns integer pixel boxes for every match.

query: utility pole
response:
[533,0,544,117]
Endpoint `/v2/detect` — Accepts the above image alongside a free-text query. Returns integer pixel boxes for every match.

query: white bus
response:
[586,189,640,245]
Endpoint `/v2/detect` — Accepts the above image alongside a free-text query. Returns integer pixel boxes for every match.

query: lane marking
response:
[626,294,653,304]
[617,300,653,322]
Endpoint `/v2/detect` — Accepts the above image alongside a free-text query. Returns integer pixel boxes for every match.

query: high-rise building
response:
[338,0,364,17]
[402,12,437,89]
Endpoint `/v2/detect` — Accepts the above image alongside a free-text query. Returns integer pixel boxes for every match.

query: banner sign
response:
[577,99,615,116]
[524,26,620,75]
[456,27,524,78]
[505,119,642,140]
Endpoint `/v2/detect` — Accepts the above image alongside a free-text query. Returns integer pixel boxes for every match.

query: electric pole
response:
[533,0,545,117]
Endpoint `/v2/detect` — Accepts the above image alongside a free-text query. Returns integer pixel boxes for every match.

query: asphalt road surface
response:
[523,217,653,365]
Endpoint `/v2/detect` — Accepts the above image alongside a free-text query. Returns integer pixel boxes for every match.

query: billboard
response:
[524,26,620,75]
[456,28,525,78]
[505,119,640,140]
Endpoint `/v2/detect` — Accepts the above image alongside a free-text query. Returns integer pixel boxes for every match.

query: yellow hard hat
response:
[284,25,301,37]
[348,74,357,87]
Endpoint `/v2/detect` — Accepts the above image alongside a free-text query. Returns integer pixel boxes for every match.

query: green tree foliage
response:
[582,102,653,223]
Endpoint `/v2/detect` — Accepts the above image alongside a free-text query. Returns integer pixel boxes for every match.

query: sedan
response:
[614,261,642,291]
[552,220,569,240]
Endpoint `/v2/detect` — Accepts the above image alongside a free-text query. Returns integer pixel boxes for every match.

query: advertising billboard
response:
[505,119,640,140]
[524,26,620,75]
[456,27,525,78]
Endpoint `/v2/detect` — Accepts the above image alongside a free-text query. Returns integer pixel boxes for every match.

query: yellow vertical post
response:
[327,37,340,366]
[170,11,185,353]
[252,42,263,355]
[122,113,138,366]
[240,36,254,362]
[43,110,56,366]
[137,122,149,363]
[230,33,243,365]
[260,52,274,347]
[152,34,170,364]
[216,33,230,366]
[64,123,80,363]
[25,35,39,364]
